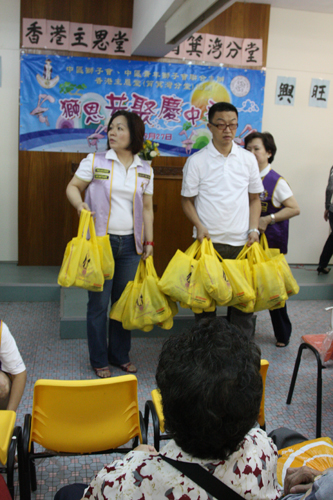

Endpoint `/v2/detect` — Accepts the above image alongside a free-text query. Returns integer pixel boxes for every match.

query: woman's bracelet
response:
[144,241,155,246]
[248,228,260,236]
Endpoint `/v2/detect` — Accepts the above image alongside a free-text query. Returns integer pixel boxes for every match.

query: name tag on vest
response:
[138,173,151,179]
[94,173,109,180]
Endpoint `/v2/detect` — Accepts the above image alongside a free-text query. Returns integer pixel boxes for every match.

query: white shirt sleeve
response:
[0,322,26,375]
[248,155,264,194]
[272,178,293,207]
[74,154,95,182]
[181,157,200,197]
[144,167,154,196]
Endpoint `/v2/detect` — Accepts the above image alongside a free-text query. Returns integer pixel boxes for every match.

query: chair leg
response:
[30,442,37,492]
[22,414,32,500]
[286,343,306,404]
[314,349,323,438]
[6,427,18,499]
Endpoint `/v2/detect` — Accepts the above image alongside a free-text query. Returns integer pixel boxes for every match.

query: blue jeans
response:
[87,234,141,368]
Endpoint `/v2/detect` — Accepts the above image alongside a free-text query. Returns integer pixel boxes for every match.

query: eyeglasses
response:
[209,122,238,131]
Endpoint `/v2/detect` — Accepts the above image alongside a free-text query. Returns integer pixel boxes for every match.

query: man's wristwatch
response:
[248,228,260,236]
[270,214,276,225]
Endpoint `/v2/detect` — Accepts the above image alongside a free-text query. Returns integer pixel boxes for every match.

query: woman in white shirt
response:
[66,111,154,377]
[245,132,300,347]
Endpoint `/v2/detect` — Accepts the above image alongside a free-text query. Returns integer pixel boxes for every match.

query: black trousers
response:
[269,302,292,344]
[319,211,333,268]
[54,484,88,500]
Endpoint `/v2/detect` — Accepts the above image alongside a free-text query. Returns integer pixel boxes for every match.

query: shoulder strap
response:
[159,454,244,500]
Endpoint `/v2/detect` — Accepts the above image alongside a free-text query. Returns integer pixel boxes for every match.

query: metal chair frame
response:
[286,342,326,438]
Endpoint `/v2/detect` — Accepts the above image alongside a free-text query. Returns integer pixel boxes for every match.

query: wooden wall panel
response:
[18,152,85,265]
[18,2,270,265]
[200,2,270,67]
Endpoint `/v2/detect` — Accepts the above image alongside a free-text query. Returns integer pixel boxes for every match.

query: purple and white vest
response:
[260,169,289,254]
[84,152,152,255]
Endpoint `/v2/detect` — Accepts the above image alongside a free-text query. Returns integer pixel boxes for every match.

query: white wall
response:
[263,7,333,263]
[0,0,20,261]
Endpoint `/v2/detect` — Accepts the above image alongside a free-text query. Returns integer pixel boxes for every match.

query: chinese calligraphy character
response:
[183,105,201,127]
[82,102,105,125]
[130,93,157,125]
[225,41,242,59]
[277,83,294,103]
[25,21,43,44]
[186,35,203,58]
[92,30,109,51]
[158,95,183,122]
[49,24,67,45]
[72,27,88,47]
[244,42,259,63]
[311,85,327,101]
[59,99,81,120]
[111,31,129,53]
[207,37,223,59]
[105,92,128,115]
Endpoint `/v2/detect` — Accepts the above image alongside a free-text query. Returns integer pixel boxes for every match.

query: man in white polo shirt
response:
[181,102,263,336]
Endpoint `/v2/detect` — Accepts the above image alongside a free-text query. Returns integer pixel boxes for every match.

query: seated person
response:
[54,318,333,500]
[0,320,27,411]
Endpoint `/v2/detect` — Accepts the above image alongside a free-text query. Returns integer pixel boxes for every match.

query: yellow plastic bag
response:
[260,233,280,259]
[97,234,114,280]
[277,437,333,486]
[158,241,212,310]
[199,239,232,306]
[247,243,288,312]
[157,297,178,330]
[123,257,172,331]
[260,234,299,300]
[273,254,299,299]
[58,209,89,288]
[222,246,256,310]
[109,281,133,323]
[58,210,104,292]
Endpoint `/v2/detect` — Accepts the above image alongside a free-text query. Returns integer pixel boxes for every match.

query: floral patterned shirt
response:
[83,428,283,500]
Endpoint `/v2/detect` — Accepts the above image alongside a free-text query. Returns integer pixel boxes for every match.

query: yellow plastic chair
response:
[21,376,147,500]
[0,410,24,499]
[145,359,269,451]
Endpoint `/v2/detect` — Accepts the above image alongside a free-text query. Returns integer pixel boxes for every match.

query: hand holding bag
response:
[58,210,104,291]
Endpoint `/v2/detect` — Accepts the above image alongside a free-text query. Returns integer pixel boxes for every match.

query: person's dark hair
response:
[155,318,262,460]
[106,110,145,154]
[244,131,277,164]
[208,102,238,122]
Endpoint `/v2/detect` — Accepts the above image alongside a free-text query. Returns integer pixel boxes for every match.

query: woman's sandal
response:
[276,342,289,348]
[93,366,112,378]
[120,362,137,373]
[111,362,137,373]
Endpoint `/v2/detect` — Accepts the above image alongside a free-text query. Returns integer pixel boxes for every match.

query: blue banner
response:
[20,54,265,155]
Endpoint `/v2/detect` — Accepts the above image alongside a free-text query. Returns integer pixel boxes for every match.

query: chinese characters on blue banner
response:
[20,54,265,154]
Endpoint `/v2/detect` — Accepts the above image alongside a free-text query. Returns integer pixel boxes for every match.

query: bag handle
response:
[159,455,243,500]
[260,233,269,251]
[77,209,89,238]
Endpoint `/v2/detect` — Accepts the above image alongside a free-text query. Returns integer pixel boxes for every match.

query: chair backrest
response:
[29,375,142,453]
[0,410,16,465]
[151,359,269,432]
[258,359,269,428]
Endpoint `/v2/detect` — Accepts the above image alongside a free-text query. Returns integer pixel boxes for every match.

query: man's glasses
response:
[209,122,238,131]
